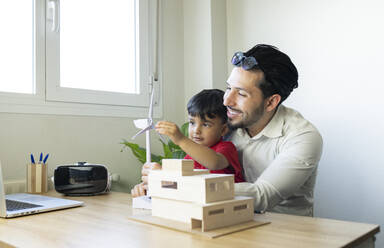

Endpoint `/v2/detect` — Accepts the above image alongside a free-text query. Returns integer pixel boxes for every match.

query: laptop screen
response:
[0,161,8,217]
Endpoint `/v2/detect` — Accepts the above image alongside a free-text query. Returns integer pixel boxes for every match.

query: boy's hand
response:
[155,121,186,145]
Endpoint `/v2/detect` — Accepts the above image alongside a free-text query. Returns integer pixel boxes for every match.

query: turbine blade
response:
[131,124,154,140]
[158,133,168,144]
[133,119,150,129]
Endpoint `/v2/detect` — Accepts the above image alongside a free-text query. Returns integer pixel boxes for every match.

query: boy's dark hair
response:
[187,89,227,123]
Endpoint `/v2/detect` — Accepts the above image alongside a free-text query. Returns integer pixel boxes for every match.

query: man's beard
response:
[227,103,265,131]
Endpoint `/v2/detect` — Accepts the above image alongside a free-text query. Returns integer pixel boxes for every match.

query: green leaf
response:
[172,150,186,159]
[121,122,189,165]
[167,140,179,151]
[161,140,173,158]
[181,122,189,137]
[151,154,163,164]
[121,139,162,165]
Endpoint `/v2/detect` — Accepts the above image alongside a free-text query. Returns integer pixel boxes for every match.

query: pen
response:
[39,153,43,163]
[43,154,49,164]
[30,154,35,164]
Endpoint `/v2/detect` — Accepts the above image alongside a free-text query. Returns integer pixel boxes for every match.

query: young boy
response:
[155,89,244,182]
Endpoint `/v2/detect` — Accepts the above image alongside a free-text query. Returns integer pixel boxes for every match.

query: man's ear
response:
[221,123,229,137]
[265,94,281,112]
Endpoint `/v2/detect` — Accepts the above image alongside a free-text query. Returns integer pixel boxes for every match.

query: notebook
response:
[0,161,83,218]
[132,195,152,210]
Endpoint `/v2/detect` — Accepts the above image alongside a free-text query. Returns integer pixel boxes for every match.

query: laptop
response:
[0,161,83,218]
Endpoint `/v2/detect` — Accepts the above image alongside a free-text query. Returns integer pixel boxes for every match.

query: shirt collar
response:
[259,105,285,139]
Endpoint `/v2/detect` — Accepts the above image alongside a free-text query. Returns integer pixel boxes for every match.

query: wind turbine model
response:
[131,81,157,210]
[131,0,160,209]
[132,81,156,164]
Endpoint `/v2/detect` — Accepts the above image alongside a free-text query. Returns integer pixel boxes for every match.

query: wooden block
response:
[127,208,269,238]
[162,159,194,172]
[204,175,235,203]
[201,196,254,231]
[181,169,210,176]
[161,159,210,176]
[161,159,193,175]
[152,197,202,223]
[148,171,233,204]
[148,171,202,203]
[151,195,254,232]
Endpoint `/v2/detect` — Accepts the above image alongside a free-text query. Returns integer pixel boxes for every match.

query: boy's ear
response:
[221,123,229,137]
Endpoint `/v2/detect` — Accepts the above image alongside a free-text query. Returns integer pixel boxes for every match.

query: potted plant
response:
[121,122,189,164]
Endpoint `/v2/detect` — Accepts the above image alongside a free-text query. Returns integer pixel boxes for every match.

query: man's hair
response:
[244,44,298,103]
[187,89,227,123]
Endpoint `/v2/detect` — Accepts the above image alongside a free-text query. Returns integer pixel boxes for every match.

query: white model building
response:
[148,159,255,232]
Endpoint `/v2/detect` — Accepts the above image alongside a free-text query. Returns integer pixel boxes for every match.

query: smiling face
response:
[223,67,267,129]
[188,114,227,147]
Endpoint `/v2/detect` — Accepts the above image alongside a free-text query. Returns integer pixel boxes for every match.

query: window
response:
[209,181,230,192]
[233,204,248,211]
[209,182,218,192]
[161,181,178,189]
[208,208,224,216]
[0,0,161,117]
[59,1,136,94]
[0,1,34,94]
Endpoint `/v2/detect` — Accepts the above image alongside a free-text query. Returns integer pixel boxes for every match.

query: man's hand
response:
[155,121,186,145]
[141,162,162,184]
[131,162,161,198]
[131,182,147,197]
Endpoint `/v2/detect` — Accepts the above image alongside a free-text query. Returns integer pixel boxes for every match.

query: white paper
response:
[132,196,152,210]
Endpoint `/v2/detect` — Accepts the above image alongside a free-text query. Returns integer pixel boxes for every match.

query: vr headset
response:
[54,162,111,196]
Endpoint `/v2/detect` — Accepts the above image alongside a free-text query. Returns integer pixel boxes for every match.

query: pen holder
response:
[27,163,48,193]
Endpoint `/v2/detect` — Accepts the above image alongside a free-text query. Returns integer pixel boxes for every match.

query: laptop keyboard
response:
[6,199,43,211]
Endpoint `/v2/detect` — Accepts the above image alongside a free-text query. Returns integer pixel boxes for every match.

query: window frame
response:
[0,0,162,118]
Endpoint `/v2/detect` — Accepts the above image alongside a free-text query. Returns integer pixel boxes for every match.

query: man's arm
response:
[155,121,229,170]
[235,131,323,212]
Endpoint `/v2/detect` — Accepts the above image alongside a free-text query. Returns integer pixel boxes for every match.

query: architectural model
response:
[148,159,255,232]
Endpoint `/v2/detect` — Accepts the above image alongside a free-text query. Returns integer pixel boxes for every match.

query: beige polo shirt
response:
[227,105,323,216]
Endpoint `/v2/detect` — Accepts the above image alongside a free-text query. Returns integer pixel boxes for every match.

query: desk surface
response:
[0,191,380,248]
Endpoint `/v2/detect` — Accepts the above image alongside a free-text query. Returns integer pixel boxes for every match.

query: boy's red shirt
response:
[184,139,244,183]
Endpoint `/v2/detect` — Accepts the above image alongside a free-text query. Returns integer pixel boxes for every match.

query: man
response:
[132,44,323,217]
[223,44,322,216]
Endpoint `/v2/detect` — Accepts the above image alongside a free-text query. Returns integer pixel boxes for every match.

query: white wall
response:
[183,0,228,107]
[183,0,213,104]
[0,0,185,192]
[227,0,384,246]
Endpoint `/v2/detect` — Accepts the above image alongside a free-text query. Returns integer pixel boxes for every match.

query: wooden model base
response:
[127,210,270,239]
[151,196,255,231]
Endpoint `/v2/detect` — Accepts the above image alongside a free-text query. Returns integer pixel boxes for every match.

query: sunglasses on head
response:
[231,52,286,95]
[231,52,258,70]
